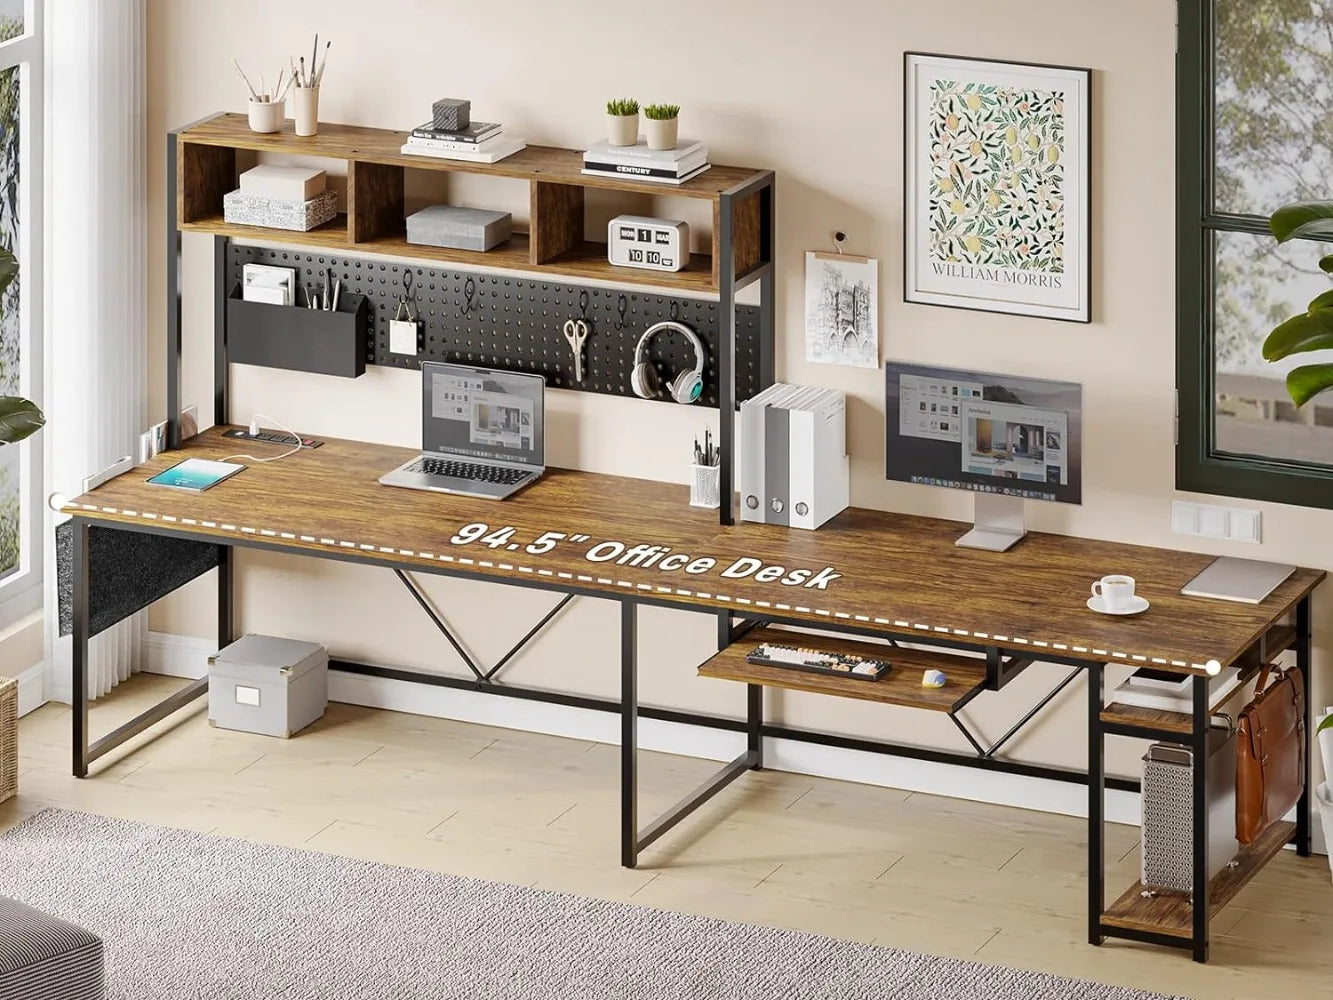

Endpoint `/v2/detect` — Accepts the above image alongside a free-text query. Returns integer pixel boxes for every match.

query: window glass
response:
[1213,0,1333,215]
[0,63,18,581]
[1213,230,1333,465]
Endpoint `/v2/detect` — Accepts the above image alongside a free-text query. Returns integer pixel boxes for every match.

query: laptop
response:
[379,362,546,500]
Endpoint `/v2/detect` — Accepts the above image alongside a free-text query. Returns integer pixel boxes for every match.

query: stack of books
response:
[400,119,526,164]
[582,138,711,185]
[223,165,338,232]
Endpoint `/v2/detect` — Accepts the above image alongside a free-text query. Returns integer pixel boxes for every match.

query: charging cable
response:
[221,413,305,464]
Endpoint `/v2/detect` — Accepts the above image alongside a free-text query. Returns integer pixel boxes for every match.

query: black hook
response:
[613,294,629,330]
[578,289,590,318]
[669,301,681,322]
[459,275,477,316]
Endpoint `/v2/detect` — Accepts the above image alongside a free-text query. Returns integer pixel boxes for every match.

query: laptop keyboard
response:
[407,457,530,486]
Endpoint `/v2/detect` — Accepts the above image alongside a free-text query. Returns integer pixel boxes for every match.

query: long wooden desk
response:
[66,427,1324,963]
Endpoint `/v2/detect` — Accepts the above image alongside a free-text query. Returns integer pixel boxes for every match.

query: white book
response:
[239,164,327,201]
[1111,667,1242,714]
[407,133,508,154]
[583,150,710,179]
[400,136,527,164]
[583,138,706,163]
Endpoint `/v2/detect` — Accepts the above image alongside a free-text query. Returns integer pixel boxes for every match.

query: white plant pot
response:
[247,99,284,134]
[293,86,320,137]
[606,114,638,147]
[645,117,679,151]
[1317,783,1333,883]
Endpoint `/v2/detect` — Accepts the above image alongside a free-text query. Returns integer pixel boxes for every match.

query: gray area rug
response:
[0,809,1182,1000]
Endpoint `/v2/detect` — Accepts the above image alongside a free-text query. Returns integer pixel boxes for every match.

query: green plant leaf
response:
[1320,254,1333,274]
[0,395,42,444]
[1261,309,1333,361]
[1285,363,1333,407]
[0,247,16,297]
[1269,201,1333,243]
[1319,713,1333,735]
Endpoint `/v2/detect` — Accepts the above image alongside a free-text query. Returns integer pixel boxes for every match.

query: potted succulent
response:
[0,249,41,447]
[643,103,680,151]
[605,98,639,148]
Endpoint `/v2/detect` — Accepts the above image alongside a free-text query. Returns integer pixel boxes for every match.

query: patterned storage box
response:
[0,676,16,805]
[222,188,338,232]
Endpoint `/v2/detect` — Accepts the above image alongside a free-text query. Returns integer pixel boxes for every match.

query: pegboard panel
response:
[227,246,765,408]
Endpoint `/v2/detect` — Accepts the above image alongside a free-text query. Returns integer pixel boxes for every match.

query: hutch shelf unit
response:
[168,114,775,523]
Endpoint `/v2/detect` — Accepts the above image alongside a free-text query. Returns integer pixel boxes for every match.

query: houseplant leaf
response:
[0,395,42,444]
[1320,254,1333,274]
[1319,713,1333,735]
[1270,201,1333,243]
[0,247,16,298]
[1285,364,1333,407]
[1261,309,1333,361]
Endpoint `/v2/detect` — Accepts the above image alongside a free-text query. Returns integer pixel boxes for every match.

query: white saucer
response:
[1087,594,1150,616]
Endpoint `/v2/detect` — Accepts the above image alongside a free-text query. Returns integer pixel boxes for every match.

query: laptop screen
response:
[422,362,545,466]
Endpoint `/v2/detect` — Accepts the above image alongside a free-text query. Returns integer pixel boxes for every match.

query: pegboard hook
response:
[578,289,590,319]
[614,294,629,331]
[459,276,477,316]
[669,301,681,322]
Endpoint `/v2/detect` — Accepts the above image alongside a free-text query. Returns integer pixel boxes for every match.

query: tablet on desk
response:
[147,458,246,492]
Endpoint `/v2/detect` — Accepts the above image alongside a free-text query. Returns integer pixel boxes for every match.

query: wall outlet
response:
[1171,501,1262,544]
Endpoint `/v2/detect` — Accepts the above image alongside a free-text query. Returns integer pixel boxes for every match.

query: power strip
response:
[222,429,323,448]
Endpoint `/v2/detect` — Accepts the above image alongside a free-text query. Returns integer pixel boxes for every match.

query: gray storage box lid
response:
[209,633,327,681]
[406,205,511,238]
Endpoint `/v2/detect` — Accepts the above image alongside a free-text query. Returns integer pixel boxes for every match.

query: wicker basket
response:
[0,675,16,804]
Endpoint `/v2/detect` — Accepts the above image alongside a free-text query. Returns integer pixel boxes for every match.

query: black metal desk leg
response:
[71,520,90,779]
[1087,660,1104,946]
[1191,673,1210,963]
[217,545,234,650]
[1295,595,1313,857]
[621,600,638,869]
[747,684,763,770]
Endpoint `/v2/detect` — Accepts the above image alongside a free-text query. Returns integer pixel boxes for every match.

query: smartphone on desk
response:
[147,458,246,492]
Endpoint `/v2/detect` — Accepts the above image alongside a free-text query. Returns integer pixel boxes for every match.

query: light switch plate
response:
[1170,500,1262,543]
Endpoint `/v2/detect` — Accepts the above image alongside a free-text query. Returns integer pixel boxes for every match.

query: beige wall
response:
[0,610,41,678]
[145,0,1331,781]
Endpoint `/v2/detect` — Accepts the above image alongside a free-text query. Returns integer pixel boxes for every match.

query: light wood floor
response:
[4,674,1331,999]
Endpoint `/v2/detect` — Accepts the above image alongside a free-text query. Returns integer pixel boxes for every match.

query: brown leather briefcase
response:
[1235,664,1305,845]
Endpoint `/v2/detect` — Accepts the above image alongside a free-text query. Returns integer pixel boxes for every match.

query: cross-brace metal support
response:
[394,569,574,684]
[948,665,1083,758]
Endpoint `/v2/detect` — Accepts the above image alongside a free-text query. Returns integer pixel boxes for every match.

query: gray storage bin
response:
[208,634,328,739]
[406,205,512,252]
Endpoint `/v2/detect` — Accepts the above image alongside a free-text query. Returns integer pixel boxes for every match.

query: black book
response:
[410,120,501,143]
[581,159,704,179]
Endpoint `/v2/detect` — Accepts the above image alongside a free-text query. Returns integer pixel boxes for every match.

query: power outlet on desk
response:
[222,429,324,449]
[1171,500,1261,543]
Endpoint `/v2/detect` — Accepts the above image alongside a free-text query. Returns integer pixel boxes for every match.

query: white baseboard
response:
[14,661,45,717]
[143,631,1151,828]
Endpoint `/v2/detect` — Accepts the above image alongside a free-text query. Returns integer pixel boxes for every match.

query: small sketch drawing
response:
[805,252,879,368]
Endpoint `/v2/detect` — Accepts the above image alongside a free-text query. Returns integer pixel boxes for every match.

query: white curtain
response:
[45,0,147,702]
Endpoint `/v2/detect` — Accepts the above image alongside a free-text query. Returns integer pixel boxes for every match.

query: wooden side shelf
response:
[174,113,773,295]
[1102,821,1296,939]
[1100,622,1299,736]
[698,628,987,713]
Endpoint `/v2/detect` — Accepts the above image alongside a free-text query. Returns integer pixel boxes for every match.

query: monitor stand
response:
[956,492,1027,552]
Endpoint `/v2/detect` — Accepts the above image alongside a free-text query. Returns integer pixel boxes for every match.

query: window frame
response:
[0,0,42,628]
[1177,0,1333,508]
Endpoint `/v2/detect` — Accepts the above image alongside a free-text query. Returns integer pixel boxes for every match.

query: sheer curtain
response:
[44,0,147,702]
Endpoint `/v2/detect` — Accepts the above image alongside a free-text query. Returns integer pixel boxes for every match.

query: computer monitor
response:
[884,361,1083,551]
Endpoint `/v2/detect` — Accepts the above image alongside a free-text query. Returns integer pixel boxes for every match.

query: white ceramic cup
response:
[247,99,283,134]
[1091,574,1136,611]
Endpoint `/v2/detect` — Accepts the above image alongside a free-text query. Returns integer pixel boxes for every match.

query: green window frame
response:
[1176,0,1333,508]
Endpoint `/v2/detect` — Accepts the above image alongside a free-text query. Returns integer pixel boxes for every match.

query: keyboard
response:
[406,457,531,486]
[746,642,891,681]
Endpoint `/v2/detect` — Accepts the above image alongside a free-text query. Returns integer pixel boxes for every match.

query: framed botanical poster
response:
[904,53,1092,323]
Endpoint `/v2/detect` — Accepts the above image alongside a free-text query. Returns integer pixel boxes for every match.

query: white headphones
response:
[631,320,706,405]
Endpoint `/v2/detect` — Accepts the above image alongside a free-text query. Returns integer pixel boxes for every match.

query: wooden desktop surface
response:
[68,428,1322,674]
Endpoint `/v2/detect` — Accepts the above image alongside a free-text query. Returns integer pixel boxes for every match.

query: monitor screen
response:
[422,362,544,466]
[884,362,1082,505]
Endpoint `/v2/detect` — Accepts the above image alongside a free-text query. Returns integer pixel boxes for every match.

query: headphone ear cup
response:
[631,362,659,399]
[668,370,703,405]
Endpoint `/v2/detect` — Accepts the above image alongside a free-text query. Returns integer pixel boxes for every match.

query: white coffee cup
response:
[1091,574,1136,610]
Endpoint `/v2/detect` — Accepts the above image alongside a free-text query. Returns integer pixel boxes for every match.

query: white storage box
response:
[222,189,338,232]
[208,634,328,739]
